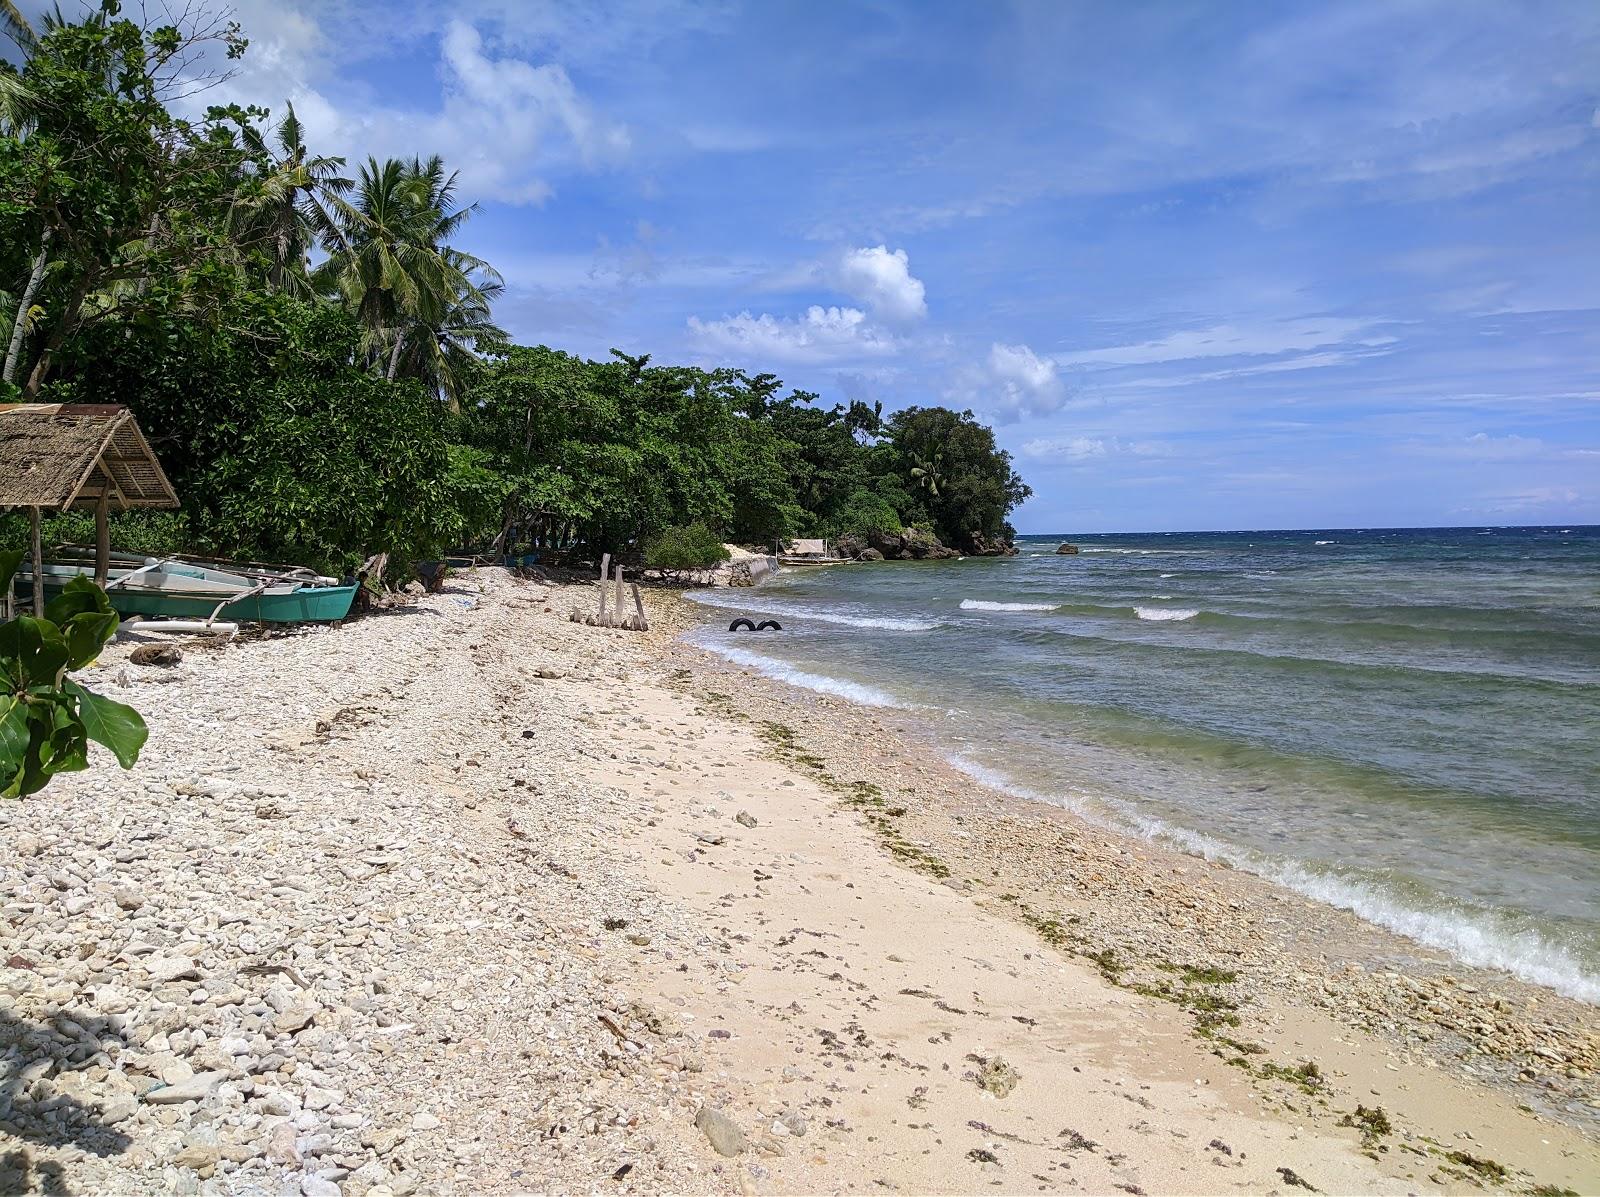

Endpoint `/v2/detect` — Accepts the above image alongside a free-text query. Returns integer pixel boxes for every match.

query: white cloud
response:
[1057,318,1384,368]
[686,306,900,364]
[188,12,629,205]
[1021,436,1107,461]
[951,342,1067,422]
[1019,436,1177,462]
[834,246,927,323]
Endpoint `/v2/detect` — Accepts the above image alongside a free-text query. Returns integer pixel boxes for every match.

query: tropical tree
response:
[395,248,505,411]
[315,155,499,386]
[909,451,945,498]
[1,1,36,57]
[0,5,254,393]
[229,102,350,296]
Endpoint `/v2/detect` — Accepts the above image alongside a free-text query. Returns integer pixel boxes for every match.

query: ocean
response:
[685,526,1600,1003]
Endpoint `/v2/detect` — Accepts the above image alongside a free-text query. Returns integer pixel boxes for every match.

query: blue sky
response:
[34,0,1600,531]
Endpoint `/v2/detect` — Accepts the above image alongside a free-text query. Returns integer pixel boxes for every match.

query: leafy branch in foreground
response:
[0,550,147,797]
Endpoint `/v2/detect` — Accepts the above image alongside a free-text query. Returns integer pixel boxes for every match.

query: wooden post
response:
[28,505,43,613]
[631,583,648,631]
[94,491,110,586]
[597,552,611,622]
[613,565,625,626]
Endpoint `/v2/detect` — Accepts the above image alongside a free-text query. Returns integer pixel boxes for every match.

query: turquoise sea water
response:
[685,526,1600,1002]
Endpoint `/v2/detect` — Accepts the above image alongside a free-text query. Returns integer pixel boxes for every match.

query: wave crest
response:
[690,638,904,707]
[1134,605,1199,621]
[960,599,1058,612]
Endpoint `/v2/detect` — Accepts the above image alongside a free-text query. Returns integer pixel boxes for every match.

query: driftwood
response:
[569,561,649,631]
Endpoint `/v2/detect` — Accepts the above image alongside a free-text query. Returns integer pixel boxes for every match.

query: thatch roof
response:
[0,404,178,511]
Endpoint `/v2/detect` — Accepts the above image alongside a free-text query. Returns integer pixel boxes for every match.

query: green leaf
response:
[0,693,29,796]
[45,575,114,624]
[64,680,148,769]
[0,615,70,689]
[62,610,120,670]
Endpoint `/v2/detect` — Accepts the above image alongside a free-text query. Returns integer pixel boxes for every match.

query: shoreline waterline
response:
[678,525,1600,1007]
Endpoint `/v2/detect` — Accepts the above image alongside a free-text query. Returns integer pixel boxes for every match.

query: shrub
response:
[1,553,147,798]
[643,523,731,571]
[828,489,903,539]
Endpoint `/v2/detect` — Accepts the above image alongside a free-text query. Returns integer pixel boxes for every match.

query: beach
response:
[2,567,1596,1195]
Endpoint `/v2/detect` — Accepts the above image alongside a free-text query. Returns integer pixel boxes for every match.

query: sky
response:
[21,0,1600,532]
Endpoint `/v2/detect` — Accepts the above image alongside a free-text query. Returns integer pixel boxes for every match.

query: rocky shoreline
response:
[2,568,1594,1195]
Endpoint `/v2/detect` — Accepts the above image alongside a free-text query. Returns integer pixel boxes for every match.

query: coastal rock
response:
[694,1105,747,1156]
[735,811,758,828]
[857,547,884,562]
[1055,542,1080,555]
[144,1070,227,1105]
[130,643,184,667]
[977,1057,1020,1098]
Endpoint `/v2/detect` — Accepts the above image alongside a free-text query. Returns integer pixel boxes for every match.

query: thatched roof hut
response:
[1,404,178,608]
[0,403,177,511]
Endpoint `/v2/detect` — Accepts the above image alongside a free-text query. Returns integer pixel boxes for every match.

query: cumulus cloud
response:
[688,245,925,363]
[834,246,927,323]
[951,342,1068,421]
[687,306,900,364]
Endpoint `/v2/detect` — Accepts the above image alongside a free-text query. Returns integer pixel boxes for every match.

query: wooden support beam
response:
[28,505,43,613]
[613,565,625,624]
[94,491,110,587]
[597,552,611,622]
[631,583,648,631]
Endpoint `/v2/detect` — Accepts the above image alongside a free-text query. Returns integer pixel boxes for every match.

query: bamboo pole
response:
[28,505,43,613]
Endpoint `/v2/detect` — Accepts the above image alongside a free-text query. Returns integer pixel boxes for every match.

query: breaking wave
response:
[1133,606,1200,621]
[960,599,1058,612]
[946,755,1600,1003]
[685,589,937,631]
[690,638,905,707]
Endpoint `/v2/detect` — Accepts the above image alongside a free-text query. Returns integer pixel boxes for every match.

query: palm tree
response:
[910,452,945,498]
[395,250,505,411]
[230,103,351,296]
[316,155,501,387]
[1,1,36,56]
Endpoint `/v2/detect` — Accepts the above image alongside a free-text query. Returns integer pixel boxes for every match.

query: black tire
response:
[728,618,756,632]
[755,620,783,631]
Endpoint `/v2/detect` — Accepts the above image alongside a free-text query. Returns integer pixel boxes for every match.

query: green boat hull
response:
[34,577,357,623]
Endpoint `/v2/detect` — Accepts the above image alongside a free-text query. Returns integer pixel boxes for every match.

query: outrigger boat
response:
[17,554,358,625]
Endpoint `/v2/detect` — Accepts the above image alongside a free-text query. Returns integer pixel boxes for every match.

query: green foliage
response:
[0,551,146,798]
[643,523,731,571]
[827,488,903,539]
[4,6,1032,577]
[0,509,192,560]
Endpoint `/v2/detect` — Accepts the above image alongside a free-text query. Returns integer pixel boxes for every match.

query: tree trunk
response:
[23,269,93,398]
[385,329,405,382]
[3,229,53,386]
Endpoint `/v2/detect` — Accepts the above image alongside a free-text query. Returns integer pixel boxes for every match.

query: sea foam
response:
[960,599,1058,612]
[685,590,936,631]
[945,755,1600,1003]
[1134,605,1199,621]
[691,638,904,707]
